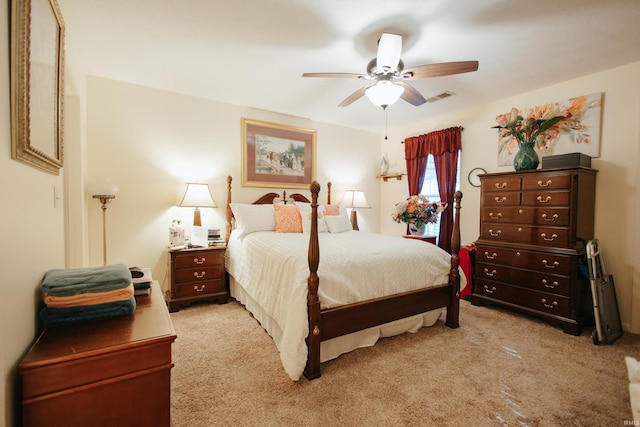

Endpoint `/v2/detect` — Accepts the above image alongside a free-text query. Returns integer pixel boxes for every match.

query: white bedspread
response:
[225,230,464,380]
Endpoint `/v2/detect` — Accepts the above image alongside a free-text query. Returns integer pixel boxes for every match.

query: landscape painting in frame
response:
[497,93,602,166]
[242,118,316,188]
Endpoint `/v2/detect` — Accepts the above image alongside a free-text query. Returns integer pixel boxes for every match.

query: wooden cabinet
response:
[19,281,176,427]
[471,167,597,335]
[167,246,228,312]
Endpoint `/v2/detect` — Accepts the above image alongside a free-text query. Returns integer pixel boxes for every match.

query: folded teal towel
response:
[39,296,136,328]
[41,264,131,297]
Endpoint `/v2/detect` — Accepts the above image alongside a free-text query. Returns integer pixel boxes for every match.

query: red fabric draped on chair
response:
[404,126,462,253]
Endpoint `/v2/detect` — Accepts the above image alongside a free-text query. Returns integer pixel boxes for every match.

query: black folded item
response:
[133,281,151,290]
[129,267,145,279]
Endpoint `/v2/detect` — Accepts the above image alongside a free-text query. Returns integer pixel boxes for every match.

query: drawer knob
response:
[537,195,552,203]
[537,179,552,187]
[194,271,206,279]
[194,257,206,265]
[494,182,507,189]
[489,229,502,237]
[541,298,558,309]
[483,285,497,294]
[494,196,507,203]
[541,279,559,288]
[541,213,559,221]
[541,233,557,241]
[484,268,497,277]
[484,251,497,260]
[489,212,502,219]
[193,284,206,292]
[542,259,559,269]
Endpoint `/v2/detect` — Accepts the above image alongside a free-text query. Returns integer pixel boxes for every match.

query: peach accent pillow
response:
[274,204,303,233]
[324,204,340,216]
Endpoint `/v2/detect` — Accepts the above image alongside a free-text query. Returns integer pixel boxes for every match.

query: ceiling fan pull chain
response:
[384,107,388,140]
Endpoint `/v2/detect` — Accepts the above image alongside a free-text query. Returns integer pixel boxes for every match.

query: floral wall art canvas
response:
[496,93,602,166]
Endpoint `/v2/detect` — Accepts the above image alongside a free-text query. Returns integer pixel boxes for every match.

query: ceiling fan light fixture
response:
[365,81,404,108]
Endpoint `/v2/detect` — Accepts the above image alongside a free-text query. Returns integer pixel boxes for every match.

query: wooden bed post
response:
[445,191,463,328]
[225,176,233,245]
[304,181,322,380]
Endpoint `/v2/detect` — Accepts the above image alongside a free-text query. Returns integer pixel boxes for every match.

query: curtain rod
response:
[400,126,464,143]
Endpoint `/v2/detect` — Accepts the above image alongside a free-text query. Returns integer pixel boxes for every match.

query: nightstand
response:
[167,246,228,312]
[403,235,437,245]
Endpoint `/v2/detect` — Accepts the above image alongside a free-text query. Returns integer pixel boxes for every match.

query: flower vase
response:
[408,223,425,236]
[380,155,389,176]
[513,141,539,171]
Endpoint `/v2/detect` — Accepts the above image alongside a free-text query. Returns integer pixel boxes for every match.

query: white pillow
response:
[229,203,275,239]
[325,214,352,233]
[296,202,328,233]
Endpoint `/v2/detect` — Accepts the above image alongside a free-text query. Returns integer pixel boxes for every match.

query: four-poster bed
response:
[224,175,463,380]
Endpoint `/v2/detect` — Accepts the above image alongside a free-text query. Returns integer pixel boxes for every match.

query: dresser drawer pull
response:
[542,260,559,269]
[489,212,502,219]
[537,179,552,187]
[489,229,502,237]
[494,182,507,189]
[484,268,497,277]
[541,279,559,288]
[193,284,206,292]
[194,271,206,279]
[541,298,558,309]
[483,285,497,294]
[537,195,552,203]
[494,196,507,203]
[540,233,557,241]
[484,251,497,260]
[541,213,559,221]
[194,257,206,265]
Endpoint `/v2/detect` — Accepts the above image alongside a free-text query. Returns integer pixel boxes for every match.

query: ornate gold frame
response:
[10,0,65,175]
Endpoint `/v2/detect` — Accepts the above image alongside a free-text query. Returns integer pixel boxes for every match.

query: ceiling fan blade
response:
[376,33,402,70]
[403,61,479,79]
[338,86,369,107]
[396,81,427,106]
[302,72,366,79]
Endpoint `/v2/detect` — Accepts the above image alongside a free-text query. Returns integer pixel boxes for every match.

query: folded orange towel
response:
[44,283,134,308]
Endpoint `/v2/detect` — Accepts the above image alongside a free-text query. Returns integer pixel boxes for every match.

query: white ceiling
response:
[58,0,640,134]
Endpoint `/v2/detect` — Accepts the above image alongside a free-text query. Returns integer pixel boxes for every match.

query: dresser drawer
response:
[480,224,570,247]
[482,175,521,192]
[475,244,572,276]
[175,279,225,298]
[174,250,223,268]
[522,190,571,206]
[475,279,571,317]
[174,265,224,284]
[482,191,521,206]
[481,206,570,226]
[522,172,571,190]
[476,262,571,296]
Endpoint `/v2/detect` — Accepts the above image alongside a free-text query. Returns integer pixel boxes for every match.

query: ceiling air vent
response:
[426,91,456,103]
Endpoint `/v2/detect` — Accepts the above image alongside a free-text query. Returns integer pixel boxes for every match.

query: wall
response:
[0,3,67,425]
[83,77,382,294]
[381,62,640,334]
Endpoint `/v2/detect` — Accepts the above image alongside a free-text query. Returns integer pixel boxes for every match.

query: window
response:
[419,153,461,242]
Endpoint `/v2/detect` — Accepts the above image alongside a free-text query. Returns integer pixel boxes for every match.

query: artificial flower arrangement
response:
[391,195,447,229]
[493,104,565,154]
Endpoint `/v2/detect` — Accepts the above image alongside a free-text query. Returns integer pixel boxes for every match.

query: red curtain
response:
[404,126,461,253]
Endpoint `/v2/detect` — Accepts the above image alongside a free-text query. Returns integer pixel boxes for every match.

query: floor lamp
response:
[89,178,118,265]
[340,190,371,231]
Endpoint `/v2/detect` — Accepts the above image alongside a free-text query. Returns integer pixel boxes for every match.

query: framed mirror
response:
[10,0,65,175]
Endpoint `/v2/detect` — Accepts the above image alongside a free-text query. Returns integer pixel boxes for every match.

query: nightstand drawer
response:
[174,251,223,268]
[173,265,224,284]
[174,279,225,298]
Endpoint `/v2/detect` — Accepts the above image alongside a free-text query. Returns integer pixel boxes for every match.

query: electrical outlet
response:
[53,186,61,208]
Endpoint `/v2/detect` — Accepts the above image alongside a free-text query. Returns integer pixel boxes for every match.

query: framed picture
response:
[241,118,317,189]
[10,0,65,175]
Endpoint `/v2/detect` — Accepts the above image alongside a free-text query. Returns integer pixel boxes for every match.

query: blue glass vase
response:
[514,141,539,171]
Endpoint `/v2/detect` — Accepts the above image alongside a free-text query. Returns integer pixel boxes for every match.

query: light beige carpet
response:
[170,299,639,426]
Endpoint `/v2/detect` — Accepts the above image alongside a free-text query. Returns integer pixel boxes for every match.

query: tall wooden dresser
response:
[471,166,597,335]
[19,281,176,427]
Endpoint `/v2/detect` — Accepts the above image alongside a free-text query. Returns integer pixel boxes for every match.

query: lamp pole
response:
[93,195,115,265]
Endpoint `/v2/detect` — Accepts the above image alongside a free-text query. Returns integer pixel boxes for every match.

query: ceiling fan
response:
[302,33,479,109]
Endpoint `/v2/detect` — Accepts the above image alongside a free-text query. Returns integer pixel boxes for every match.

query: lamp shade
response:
[365,81,404,108]
[178,183,217,208]
[88,177,119,197]
[340,190,371,209]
